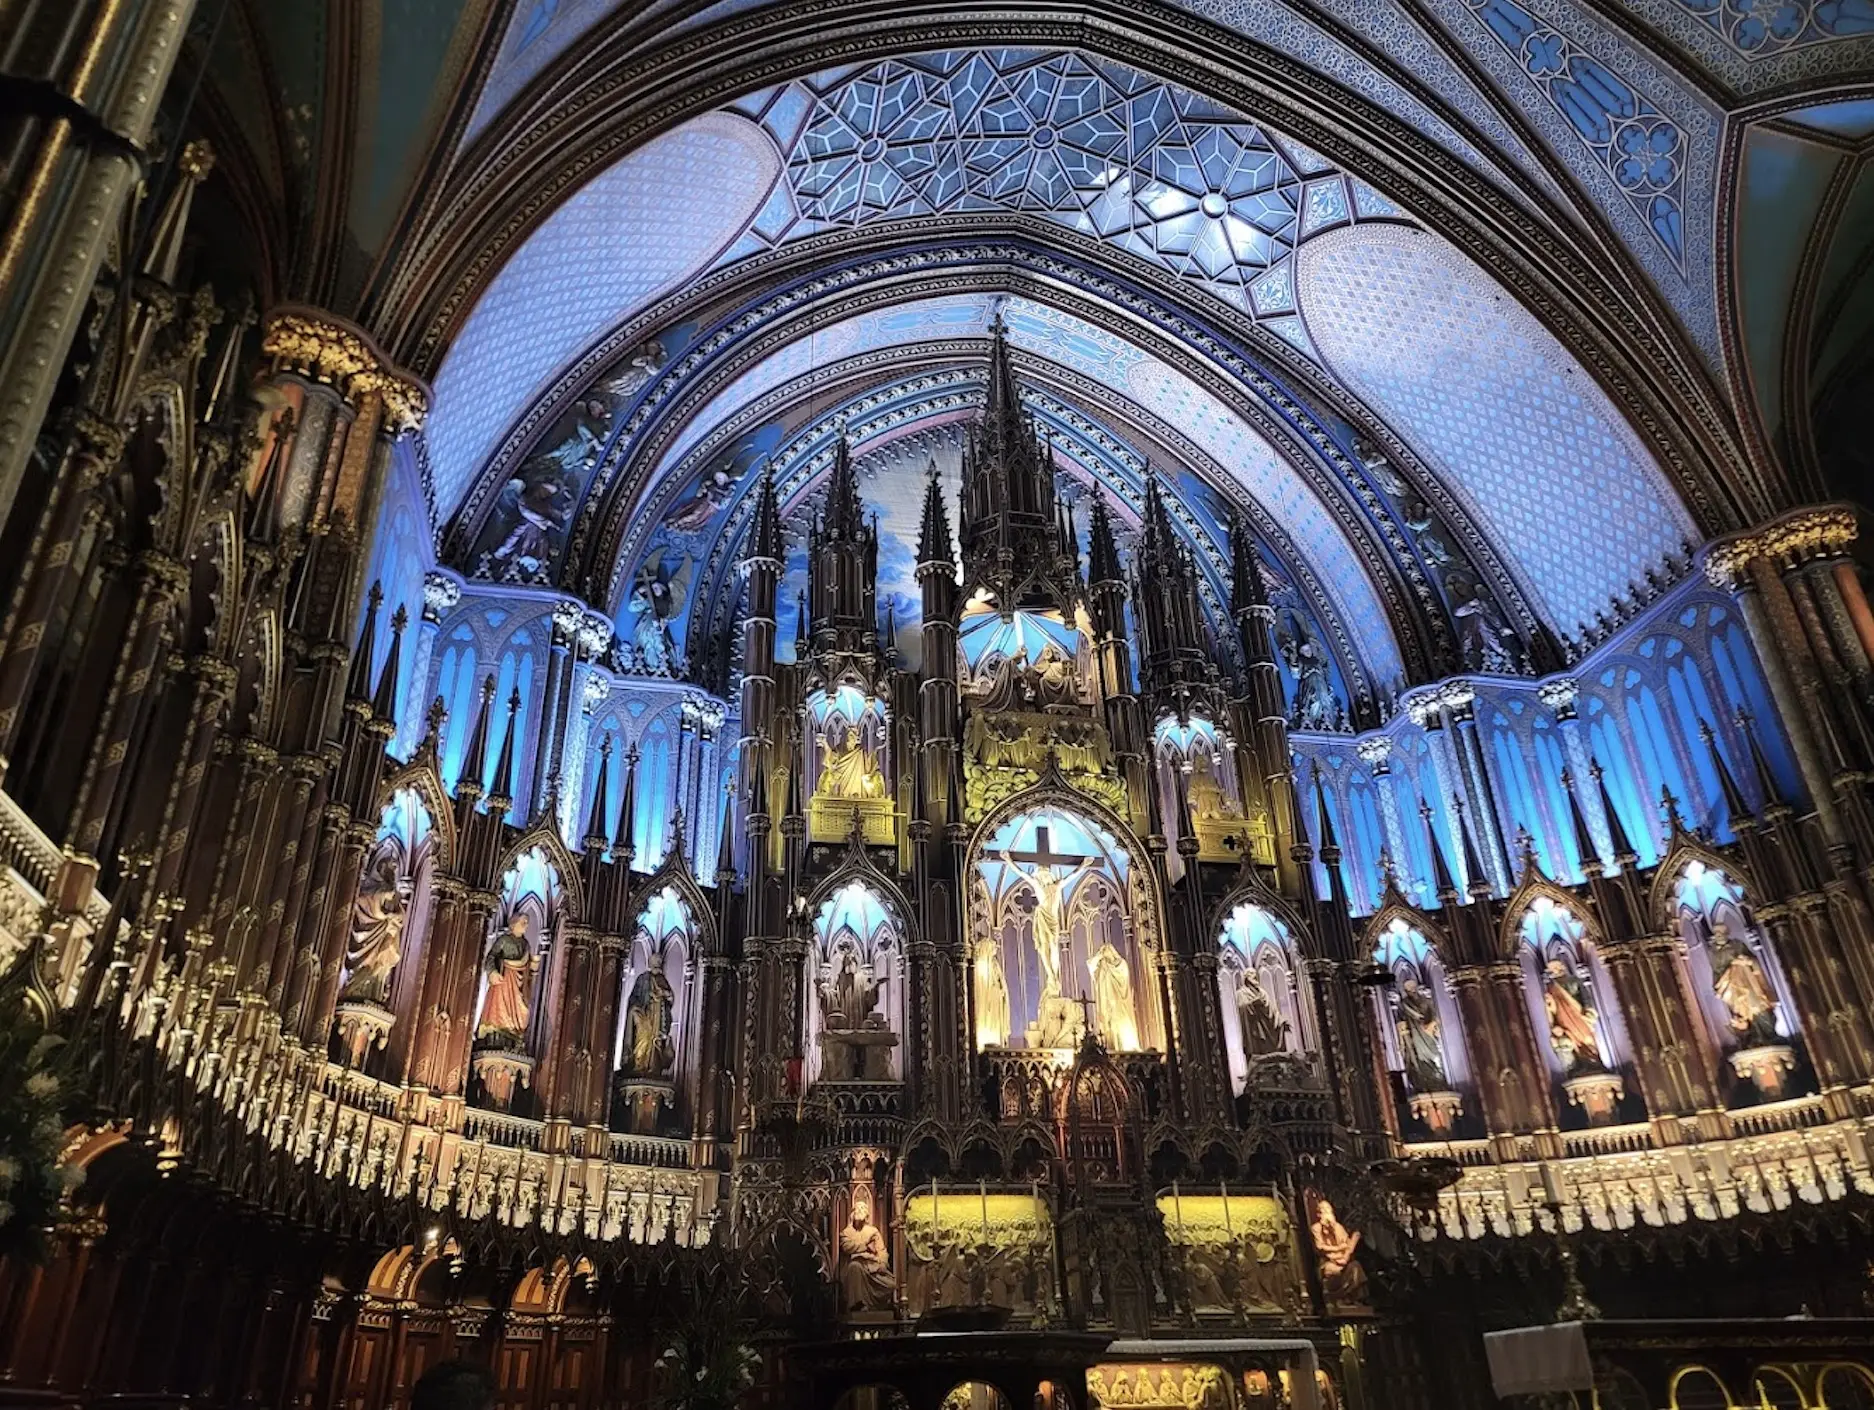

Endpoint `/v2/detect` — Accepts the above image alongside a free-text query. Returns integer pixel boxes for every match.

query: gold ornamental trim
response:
[1703,506,1857,590]
[260,308,430,433]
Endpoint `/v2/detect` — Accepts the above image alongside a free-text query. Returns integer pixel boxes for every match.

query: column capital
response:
[260,307,429,434]
[1703,504,1858,590]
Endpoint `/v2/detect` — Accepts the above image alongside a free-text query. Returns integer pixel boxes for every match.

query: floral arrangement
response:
[651,1277,763,1410]
[0,1000,80,1263]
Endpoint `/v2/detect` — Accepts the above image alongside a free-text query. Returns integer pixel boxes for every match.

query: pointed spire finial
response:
[1589,758,1637,861]
[584,737,614,853]
[371,604,408,725]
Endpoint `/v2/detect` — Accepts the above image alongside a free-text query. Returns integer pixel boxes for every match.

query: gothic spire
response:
[1087,492,1124,587]
[1423,798,1459,901]
[456,675,497,800]
[1453,797,1490,895]
[490,686,523,806]
[1736,710,1785,812]
[821,435,865,544]
[618,744,641,865]
[748,461,784,566]
[1700,719,1753,832]
[1230,517,1269,615]
[371,605,407,726]
[584,737,614,853]
[348,583,383,703]
[1560,768,1604,874]
[1590,758,1637,862]
[917,458,953,566]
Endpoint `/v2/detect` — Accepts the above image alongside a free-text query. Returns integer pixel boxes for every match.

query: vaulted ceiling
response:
[184,0,1874,714]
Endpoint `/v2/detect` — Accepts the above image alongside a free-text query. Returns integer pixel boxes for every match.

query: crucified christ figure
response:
[999,849,1097,999]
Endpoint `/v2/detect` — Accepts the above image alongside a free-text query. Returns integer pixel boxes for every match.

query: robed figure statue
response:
[1710,924,1781,1048]
[1542,957,1604,1073]
[1235,967,1290,1058]
[1087,937,1140,1051]
[621,966,676,1078]
[340,853,409,1006]
[1395,975,1449,1091]
[477,916,535,1046]
[839,1198,896,1313]
[817,718,884,799]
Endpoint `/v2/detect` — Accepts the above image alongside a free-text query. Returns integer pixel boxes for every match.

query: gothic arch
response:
[628,849,720,960]
[1498,868,1607,960]
[494,819,587,921]
[1648,837,1759,931]
[1360,890,1454,968]
[802,848,918,949]
[378,758,459,872]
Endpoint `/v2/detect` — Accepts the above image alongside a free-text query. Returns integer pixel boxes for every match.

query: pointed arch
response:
[628,848,720,960]
[495,819,587,920]
[1498,868,1604,959]
[1360,890,1453,967]
[1648,838,1758,931]
[379,758,459,870]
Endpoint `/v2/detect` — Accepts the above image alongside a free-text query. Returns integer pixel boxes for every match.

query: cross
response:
[1000,825,1092,872]
[1072,991,1098,1035]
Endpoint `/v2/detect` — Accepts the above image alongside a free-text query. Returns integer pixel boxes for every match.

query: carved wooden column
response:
[409,876,468,1093]
[585,935,624,1132]
[437,890,499,1101]
[1445,962,1552,1153]
[1593,932,1721,1132]
[547,925,598,1127]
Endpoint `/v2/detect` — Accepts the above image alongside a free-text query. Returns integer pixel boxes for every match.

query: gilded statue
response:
[1088,936,1140,1051]
[820,946,879,1031]
[477,915,535,1045]
[973,935,1010,1047]
[1542,956,1604,1073]
[1185,756,1239,821]
[621,965,676,1078]
[1000,850,1097,1000]
[1710,923,1781,1048]
[817,718,884,800]
[1235,967,1289,1058]
[838,1198,896,1312]
[339,852,408,1006]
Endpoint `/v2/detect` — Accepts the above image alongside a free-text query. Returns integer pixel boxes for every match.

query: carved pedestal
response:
[809,794,895,845]
[615,1078,675,1135]
[333,1001,394,1069]
[472,1049,534,1111]
[1731,1044,1798,1099]
[1562,1071,1626,1126]
[822,1026,899,1082]
[1409,1089,1465,1135]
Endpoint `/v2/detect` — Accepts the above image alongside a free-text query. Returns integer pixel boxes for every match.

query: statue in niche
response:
[339,852,409,1006]
[973,934,1010,1047]
[621,965,676,1078]
[1448,574,1518,674]
[477,915,536,1047]
[1185,754,1239,821]
[1235,967,1290,1058]
[1710,923,1782,1048]
[819,947,894,1079]
[1032,644,1078,711]
[820,947,879,1031]
[982,647,1025,713]
[1394,974,1449,1091]
[817,717,885,800]
[1088,935,1140,1051]
[838,1194,896,1312]
[1542,956,1605,1074]
[1279,615,1342,731]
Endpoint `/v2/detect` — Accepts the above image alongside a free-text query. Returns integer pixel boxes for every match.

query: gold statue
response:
[817,718,884,800]
[1000,849,1097,1000]
[1185,756,1239,821]
[1088,937,1140,1051]
[974,936,1010,1047]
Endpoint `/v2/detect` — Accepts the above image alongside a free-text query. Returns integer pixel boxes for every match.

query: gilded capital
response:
[260,308,430,432]
[1703,505,1858,590]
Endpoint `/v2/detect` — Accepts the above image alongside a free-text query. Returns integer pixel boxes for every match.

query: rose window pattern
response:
[728,49,1397,324]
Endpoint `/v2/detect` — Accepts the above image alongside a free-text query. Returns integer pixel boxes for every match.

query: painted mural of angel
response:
[1278,613,1342,731]
[627,549,692,675]
[599,338,667,404]
[666,460,743,533]
[1447,575,1518,674]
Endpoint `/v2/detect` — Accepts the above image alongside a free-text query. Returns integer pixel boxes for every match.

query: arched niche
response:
[1369,916,1471,1139]
[1672,859,1812,1105]
[1512,896,1639,1129]
[806,879,906,1084]
[1215,902,1314,1096]
[807,683,889,802]
[968,803,1157,1055]
[612,885,693,1135]
[471,845,563,1114]
[1155,715,1260,870]
[332,787,437,1074]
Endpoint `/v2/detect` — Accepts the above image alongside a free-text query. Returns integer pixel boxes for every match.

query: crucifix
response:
[998,826,1099,1001]
[1072,990,1098,1044]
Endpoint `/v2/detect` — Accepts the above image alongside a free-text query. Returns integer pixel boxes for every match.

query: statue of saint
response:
[1088,938,1140,1051]
[1542,956,1604,1073]
[817,719,884,800]
[339,852,408,1006]
[1235,967,1290,1058]
[838,1199,896,1312]
[1394,974,1449,1091]
[1186,757,1239,821]
[973,937,1009,1047]
[1710,924,1781,1048]
[1032,645,1078,711]
[1000,850,1097,1000]
[621,965,676,1078]
[1308,1196,1368,1307]
[477,915,535,1045]
[820,947,878,1031]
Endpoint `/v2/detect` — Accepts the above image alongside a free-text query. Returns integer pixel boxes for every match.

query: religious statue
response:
[1279,616,1342,731]
[1185,756,1239,821]
[1307,1195,1368,1307]
[838,1197,896,1313]
[1395,974,1449,1091]
[973,936,1010,1047]
[817,718,884,799]
[1542,956,1604,1074]
[1710,924,1782,1048]
[1032,644,1078,711]
[1000,849,1097,1001]
[982,647,1026,712]
[339,852,408,1006]
[1235,967,1290,1058]
[1088,937,1140,1051]
[621,965,676,1078]
[820,946,880,1031]
[477,915,535,1046]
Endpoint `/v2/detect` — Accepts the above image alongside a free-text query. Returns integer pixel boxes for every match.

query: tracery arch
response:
[1510,894,1637,1129]
[1214,901,1314,1096]
[1670,858,1811,1104]
[470,845,565,1115]
[1369,915,1472,1139]
[805,878,907,1085]
[613,884,694,1135]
